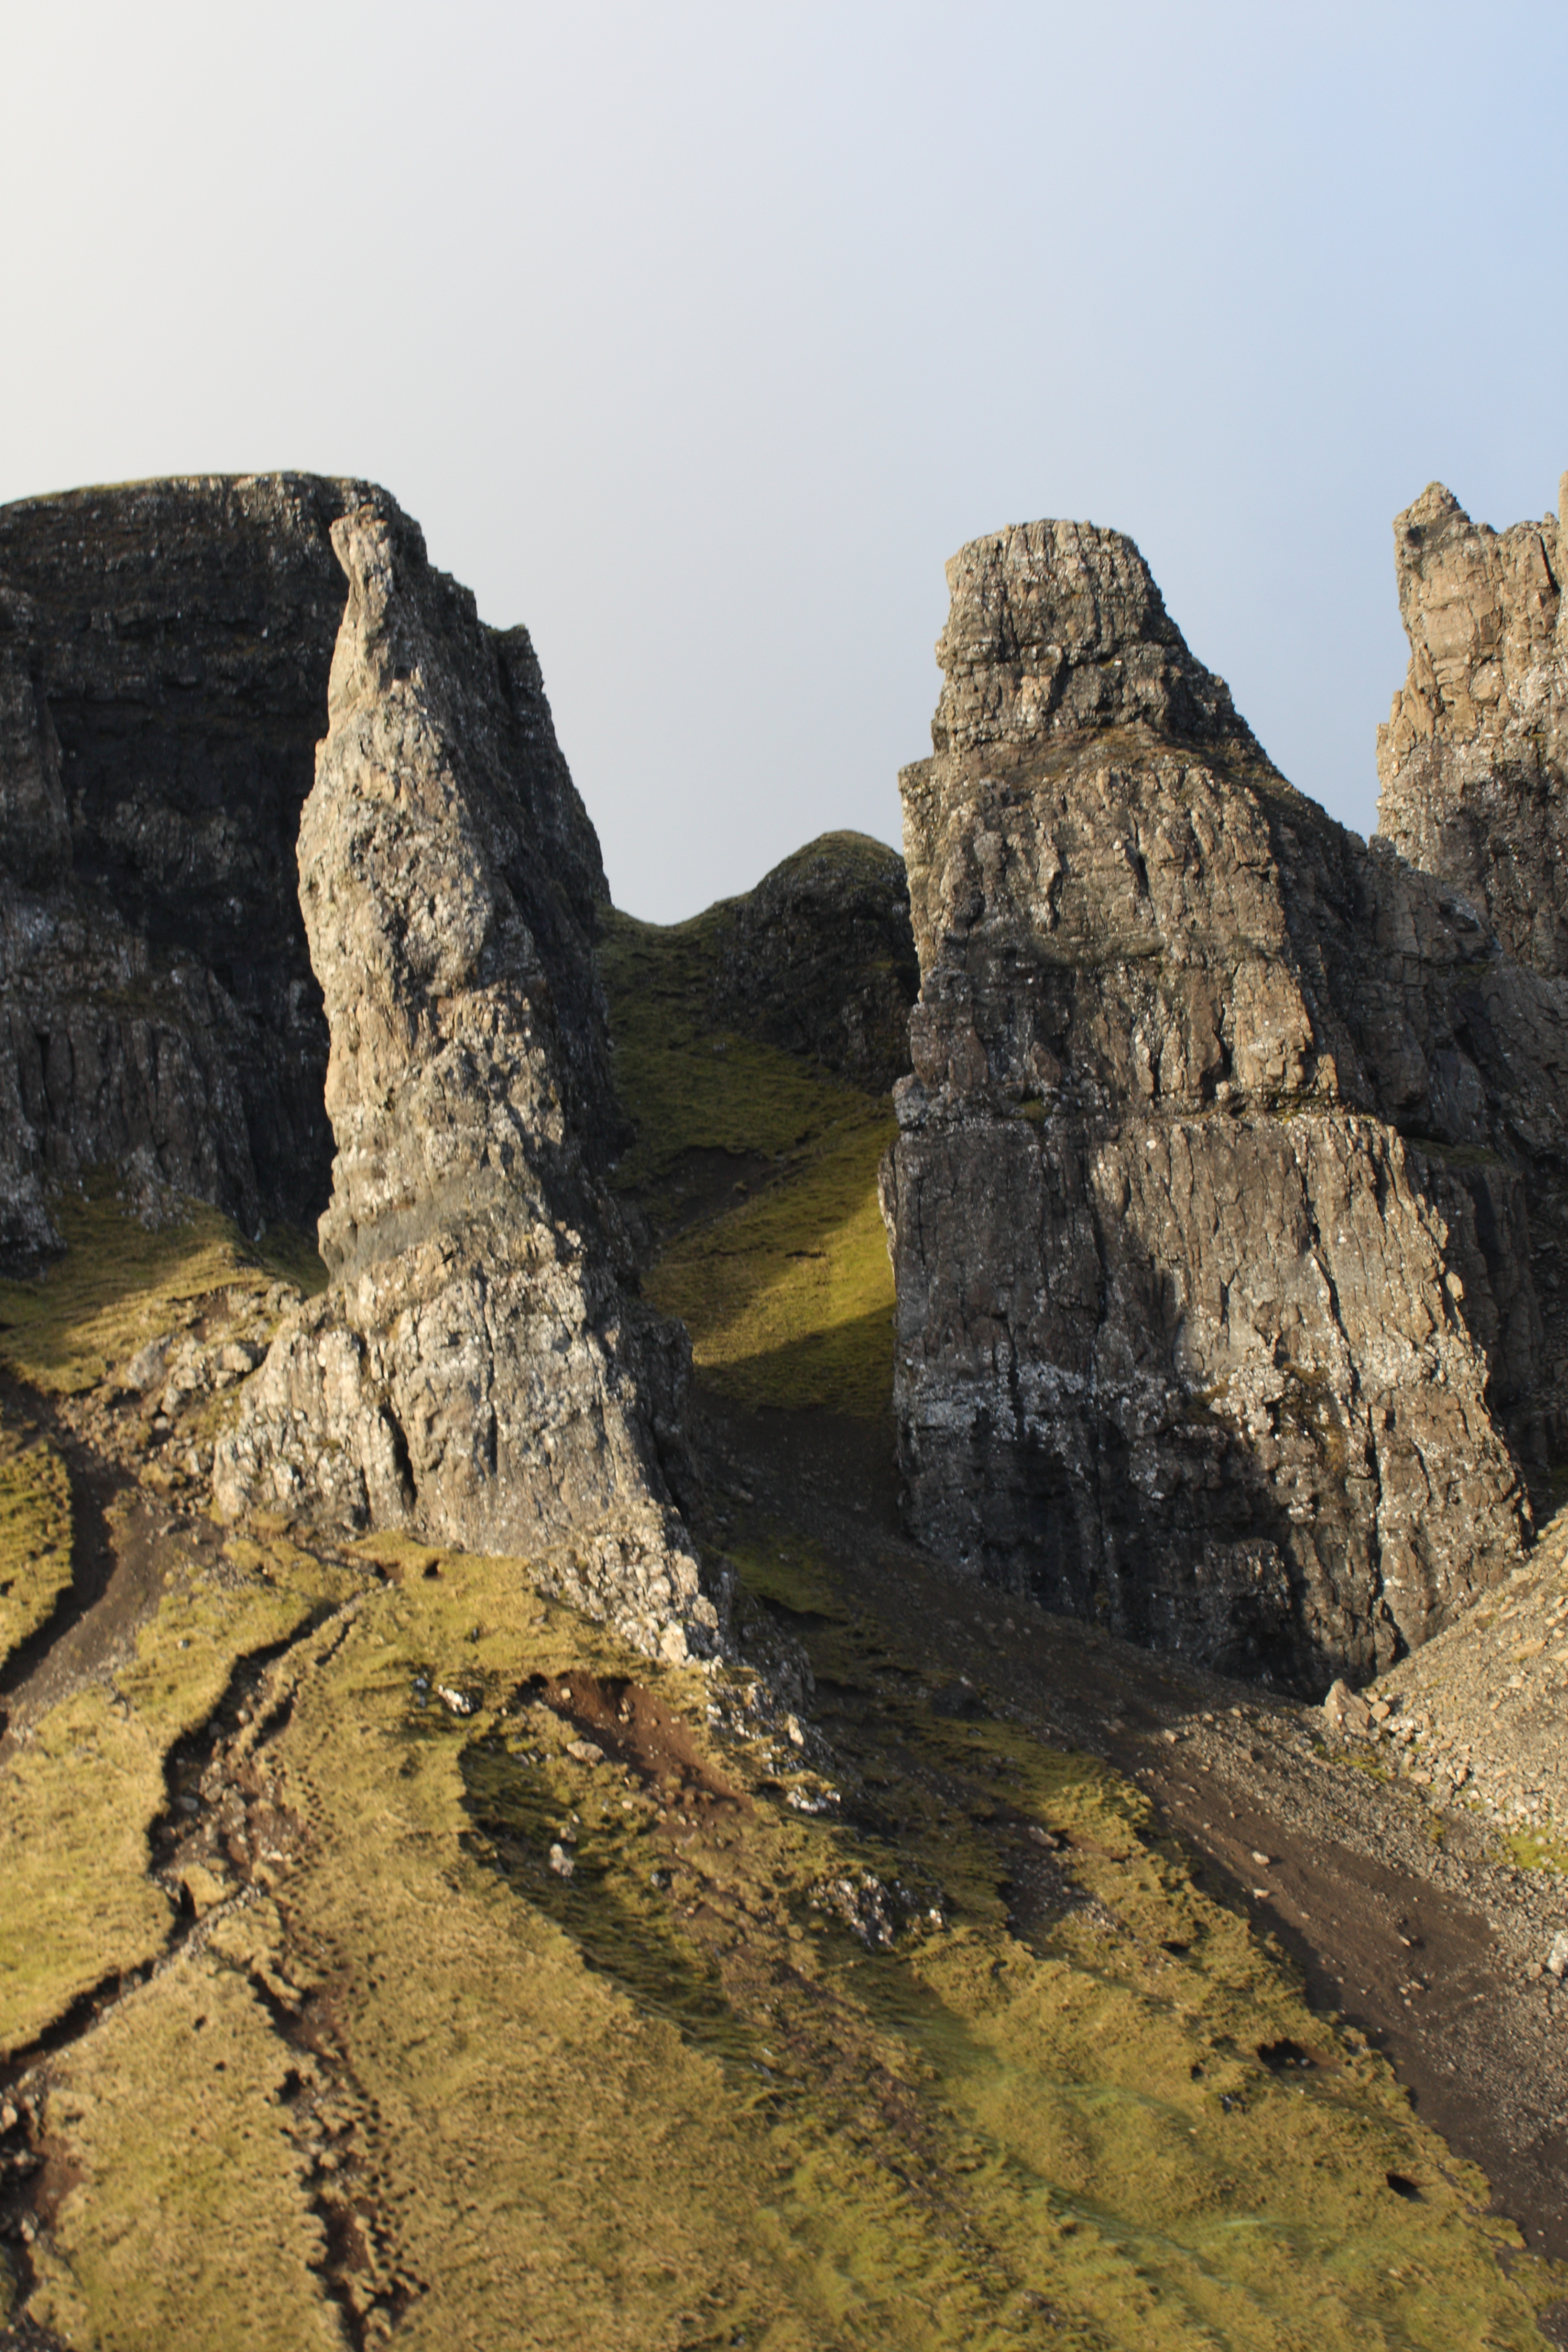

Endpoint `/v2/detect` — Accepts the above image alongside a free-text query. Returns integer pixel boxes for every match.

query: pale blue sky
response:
[4,1,1565,920]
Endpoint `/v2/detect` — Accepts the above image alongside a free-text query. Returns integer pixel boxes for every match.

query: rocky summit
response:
[883,511,1568,1690]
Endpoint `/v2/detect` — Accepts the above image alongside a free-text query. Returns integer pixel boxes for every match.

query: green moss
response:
[0,1169,325,1396]
[0,1414,73,1676]
[1502,1827,1568,1876]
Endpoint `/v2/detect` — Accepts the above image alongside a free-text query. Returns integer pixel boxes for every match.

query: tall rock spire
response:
[1376,476,1568,974]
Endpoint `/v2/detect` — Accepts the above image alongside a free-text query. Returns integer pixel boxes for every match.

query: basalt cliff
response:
[883,500,1568,1691]
[6,475,1568,2343]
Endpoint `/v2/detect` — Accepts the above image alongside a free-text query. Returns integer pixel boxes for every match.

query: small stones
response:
[565,1738,604,1765]
[548,1844,575,1879]
[1250,1850,1272,1868]
[1547,1931,1568,1981]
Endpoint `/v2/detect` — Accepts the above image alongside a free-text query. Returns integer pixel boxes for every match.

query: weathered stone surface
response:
[884,518,1568,1690]
[1377,478,1568,976]
[215,503,715,1662]
[0,475,373,1264]
[709,831,918,1092]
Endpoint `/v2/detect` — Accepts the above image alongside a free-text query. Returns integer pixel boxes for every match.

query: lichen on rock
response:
[215,502,715,1663]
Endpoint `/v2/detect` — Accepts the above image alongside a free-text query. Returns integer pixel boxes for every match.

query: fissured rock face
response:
[884,517,1568,1691]
[1377,478,1568,976]
[215,503,716,1663]
[0,475,371,1264]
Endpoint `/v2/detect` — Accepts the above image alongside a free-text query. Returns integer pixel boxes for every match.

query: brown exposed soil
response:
[525,1669,751,1813]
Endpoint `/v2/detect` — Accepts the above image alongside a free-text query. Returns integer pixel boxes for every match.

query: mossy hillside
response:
[600,905,862,1193]
[708,1517,1563,2345]
[24,1542,862,2350]
[0,1411,73,1675]
[0,1168,326,1396]
[25,1947,344,2352]
[600,902,899,1417]
[9,1511,1560,2345]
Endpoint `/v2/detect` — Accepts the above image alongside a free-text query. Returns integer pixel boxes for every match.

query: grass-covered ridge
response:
[10,1486,1558,2349]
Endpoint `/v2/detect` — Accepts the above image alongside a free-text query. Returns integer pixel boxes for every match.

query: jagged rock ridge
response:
[215,499,716,1662]
[0,475,375,1265]
[1378,477,1568,976]
[883,514,1568,1690]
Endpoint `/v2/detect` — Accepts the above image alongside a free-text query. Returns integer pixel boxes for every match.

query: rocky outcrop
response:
[709,832,918,1092]
[0,476,373,1265]
[215,503,716,1663]
[883,518,1568,1691]
[1377,478,1568,976]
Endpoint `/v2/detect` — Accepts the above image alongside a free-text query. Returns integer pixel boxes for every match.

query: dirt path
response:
[700,1395,1568,2273]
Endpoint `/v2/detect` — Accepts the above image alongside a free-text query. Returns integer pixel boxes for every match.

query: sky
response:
[4,1,1566,922]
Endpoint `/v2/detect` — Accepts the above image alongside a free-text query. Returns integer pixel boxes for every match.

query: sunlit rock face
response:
[0,474,371,1266]
[883,516,1568,1691]
[215,500,715,1664]
[1378,476,1568,978]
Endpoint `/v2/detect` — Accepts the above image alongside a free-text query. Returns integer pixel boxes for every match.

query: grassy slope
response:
[14,1489,1555,2350]
[0,1167,327,1398]
[600,906,896,1417]
[0,1415,73,1675]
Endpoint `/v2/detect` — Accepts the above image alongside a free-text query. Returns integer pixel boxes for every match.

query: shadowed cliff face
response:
[884,515,1568,1692]
[0,475,380,1262]
[1378,477,1568,978]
